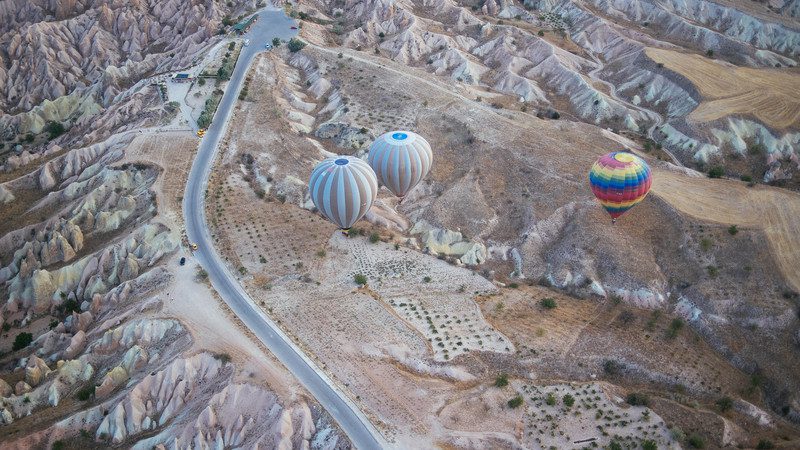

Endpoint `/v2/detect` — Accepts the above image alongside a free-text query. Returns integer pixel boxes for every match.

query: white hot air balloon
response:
[367,131,433,199]
[308,155,378,233]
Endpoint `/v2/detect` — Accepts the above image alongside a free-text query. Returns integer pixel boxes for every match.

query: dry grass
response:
[651,168,800,291]
[645,47,800,130]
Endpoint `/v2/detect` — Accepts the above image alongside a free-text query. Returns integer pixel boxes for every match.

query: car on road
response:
[244,39,250,46]
[196,129,206,138]
[180,257,186,266]
[190,242,198,251]
[290,26,297,29]
[265,43,272,49]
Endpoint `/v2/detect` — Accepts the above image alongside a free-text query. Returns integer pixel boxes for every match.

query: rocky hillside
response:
[306,0,799,183]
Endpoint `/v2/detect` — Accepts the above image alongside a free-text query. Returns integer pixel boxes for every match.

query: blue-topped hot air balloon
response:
[368,131,433,199]
[308,155,378,233]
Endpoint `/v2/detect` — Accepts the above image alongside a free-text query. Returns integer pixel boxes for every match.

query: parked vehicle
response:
[244,39,250,46]
[180,257,186,266]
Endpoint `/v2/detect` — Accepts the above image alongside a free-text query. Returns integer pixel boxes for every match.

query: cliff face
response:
[0,0,228,115]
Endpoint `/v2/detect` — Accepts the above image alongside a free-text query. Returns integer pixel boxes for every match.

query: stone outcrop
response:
[24,355,52,387]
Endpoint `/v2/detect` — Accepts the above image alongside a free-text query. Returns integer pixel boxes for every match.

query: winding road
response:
[181,9,386,450]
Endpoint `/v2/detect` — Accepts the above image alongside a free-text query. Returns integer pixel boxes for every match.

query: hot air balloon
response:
[368,131,433,199]
[588,151,652,223]
[309,155,378,233]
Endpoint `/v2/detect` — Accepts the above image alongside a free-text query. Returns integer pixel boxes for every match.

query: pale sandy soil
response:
[646,47,800,130]
[120,131,301,398]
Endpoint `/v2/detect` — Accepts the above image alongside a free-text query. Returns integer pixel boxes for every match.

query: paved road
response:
[182,10,387,450]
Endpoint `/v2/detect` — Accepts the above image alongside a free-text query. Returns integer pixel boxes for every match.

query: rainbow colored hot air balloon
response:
[588,152,652,222]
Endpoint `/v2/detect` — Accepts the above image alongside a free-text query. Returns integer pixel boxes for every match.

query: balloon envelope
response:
[588,152,652,220]
[309,156,378,229]
[368,131,433,197]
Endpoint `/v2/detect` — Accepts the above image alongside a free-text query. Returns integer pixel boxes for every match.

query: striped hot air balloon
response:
[368,131,433,198]
[588,152,652,223]
[309,156,378,232]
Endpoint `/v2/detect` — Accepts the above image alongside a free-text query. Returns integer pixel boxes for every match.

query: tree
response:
[707,166,725,178]
[494,373,509,387]
[667,318,684,338]
[507,395,523,408]
[13,332,33,351]
[563,393,575,407]
[706,49,714,57]
[45,121,66,139]
[354,274,367,285]
[288,38,307,53]
[716,396,733,412]
[545,393,556,406]
[642,440,657,450]
[626,392,649,406]
[272,37,281,47]
[756,440,775,449]
[540,298,557,309]
[687,434,705,448]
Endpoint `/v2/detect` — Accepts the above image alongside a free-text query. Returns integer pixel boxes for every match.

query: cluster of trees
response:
[197,89,224,129]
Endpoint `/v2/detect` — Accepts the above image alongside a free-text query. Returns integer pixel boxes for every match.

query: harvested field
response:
[645,47,800,130]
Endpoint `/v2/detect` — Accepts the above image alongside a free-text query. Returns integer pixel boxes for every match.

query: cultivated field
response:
[645,47,800,130]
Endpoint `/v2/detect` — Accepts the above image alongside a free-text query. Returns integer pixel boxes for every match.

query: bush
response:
[716,396,733,412]
[354,274,367,285]
[545,393,556,406]
[12,332,33,351]
[213,353,231,364]
[76,384,95,401]
[642,440,657,450]
[369,232,380,243]
[288,38,307,53]
[494,373,509,387]
[45,121,66,139]
[667,318,684,338]
[626,392,649,406]
[728,225,738,235]
[609,441,622,450]
[706,49,714,57]
[687,434,705,448]
[540,298,557,309]
[740,174,752,183]
[423,276,432,283]
[52,441,66,450]
[603,359,622,375]
[756,440,775,449]
[507,395,523,408]
[196,267,209,280]
[563,394,575,407]
[707,166,725,178]
[537,30,544,37]
[272,37,281,46]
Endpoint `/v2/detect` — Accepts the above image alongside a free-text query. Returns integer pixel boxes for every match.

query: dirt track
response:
[652,169,800,291]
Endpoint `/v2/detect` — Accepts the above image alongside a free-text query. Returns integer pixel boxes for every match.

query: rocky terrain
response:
[2,0,800,448]
[0,2,350,449]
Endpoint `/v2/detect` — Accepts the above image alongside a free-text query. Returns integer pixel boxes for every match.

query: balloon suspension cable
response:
[341,228,351,236]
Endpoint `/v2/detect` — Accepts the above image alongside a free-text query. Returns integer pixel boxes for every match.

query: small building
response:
[171,73,193,83]
[232,15,257,35]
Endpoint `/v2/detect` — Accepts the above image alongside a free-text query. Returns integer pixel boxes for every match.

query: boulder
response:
[30,269,55,313]
[15,381,31,395]
[95,366,128,398]
[25,355,52,386]
[64,330,87,359]
[0,378,12,397]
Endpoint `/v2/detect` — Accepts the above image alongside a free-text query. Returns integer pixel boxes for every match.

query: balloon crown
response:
[391,132,408,140]
[334,158,349,165]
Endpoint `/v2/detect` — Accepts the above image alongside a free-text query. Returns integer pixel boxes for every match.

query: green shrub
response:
[603,359,621,375]
[667,318,684,338]
[609,441,622,450]
[545,393,556,406]
[354,274,367,285]
[369,232,380,243]
[687,434,705,448]
[707,166,725,178]
[76,384,95,401]
[45,121,66,139]
[626,392,649,406]
[423,276,432,283]
[740,175,752,183]
[716,396,733,412]
[756,440,774,449]
[272,37,281,46]
[563,393,575,407]
[12,332,33,351]
[728,225,738,235]
[642,440,657,450]
[540,298,557,309]
[507,395,523,408]
[52,440,66,450]
[288,38,307,52]
[494,373,509,387]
